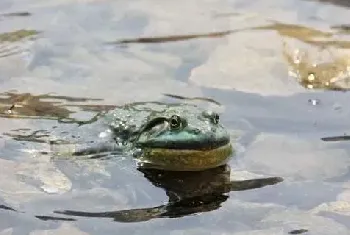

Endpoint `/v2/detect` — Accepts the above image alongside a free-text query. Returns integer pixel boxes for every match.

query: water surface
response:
[1,0,350,234]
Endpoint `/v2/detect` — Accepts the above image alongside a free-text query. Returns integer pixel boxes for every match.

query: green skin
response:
[66,102,232,171]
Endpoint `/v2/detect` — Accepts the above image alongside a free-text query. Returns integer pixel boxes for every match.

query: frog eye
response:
[169,115,182,130]
[211,113,219,124]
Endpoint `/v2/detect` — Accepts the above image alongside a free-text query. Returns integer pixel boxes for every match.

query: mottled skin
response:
[64,102,233,171]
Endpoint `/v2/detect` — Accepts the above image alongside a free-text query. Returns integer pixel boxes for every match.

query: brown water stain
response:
[0,29,39,43]
[0,92,103,121]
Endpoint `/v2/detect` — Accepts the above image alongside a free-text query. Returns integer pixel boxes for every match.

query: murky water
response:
[1,0,350,234]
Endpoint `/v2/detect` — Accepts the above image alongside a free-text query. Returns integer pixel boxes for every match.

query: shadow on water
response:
[322,135,350,141]
[112,30,238,44]
[0,204,17,212]
[0,165,282,223]
[0,92,116,144]
[49,165,282,223]
[308,0,350,8]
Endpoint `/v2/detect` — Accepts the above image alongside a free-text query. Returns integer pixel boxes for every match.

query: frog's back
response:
[104,102,169,131]
[104,102,204,138]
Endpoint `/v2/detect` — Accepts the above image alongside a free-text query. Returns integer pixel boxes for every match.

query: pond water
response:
[1,0,350,234]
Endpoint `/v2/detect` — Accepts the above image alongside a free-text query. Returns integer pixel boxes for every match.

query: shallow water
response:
[1,0,350,234]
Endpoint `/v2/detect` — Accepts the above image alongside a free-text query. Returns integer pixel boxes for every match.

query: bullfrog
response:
[52,101,233,171]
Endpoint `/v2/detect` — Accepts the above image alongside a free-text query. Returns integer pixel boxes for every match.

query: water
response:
[1,0,350,234]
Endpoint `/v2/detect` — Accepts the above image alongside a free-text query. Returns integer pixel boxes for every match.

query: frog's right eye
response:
[169,115,182,130]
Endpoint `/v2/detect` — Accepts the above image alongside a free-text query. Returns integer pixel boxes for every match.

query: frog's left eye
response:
[211,113,219,124]
[169,115,182,130]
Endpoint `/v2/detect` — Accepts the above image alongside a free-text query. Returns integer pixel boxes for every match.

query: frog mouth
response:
[137,143,233,171]
[136,137,230,151]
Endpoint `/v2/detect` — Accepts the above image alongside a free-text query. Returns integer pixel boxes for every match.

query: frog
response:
[51,101,233,171]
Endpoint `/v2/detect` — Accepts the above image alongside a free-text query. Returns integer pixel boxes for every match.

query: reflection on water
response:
[332,24,350,34]
[34,215,76,222]
[288,229,309,235]
[0,92,103,121]
[0,92,113,145]
[112,22,334,46]
[52,165,282,222]
[111,21,350,92]
[322,135,350,141]
[113,22,349,48]
[0,204,17,212]
[252,22,332,42]
[282,43,350,91]
[0,30,38,43]
[309,0,350,8]
[253,22,350,91]
[247,22,350,91]
[0,29,39,58]
[0,92,216,121]
[114,30,237,44]
[0,12,31,18]
[4,130,51,144]
[163,93,222,106]
[251,22,350,49]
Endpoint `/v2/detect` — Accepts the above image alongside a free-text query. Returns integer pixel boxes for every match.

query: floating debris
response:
[308,99,321,106]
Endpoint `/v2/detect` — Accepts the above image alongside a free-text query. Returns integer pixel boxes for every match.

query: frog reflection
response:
[53,165,283,223]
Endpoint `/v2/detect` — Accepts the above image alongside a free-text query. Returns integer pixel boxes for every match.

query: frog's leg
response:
[227,176,283,192]
[51,194,226,222]
[53,205,166,223]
